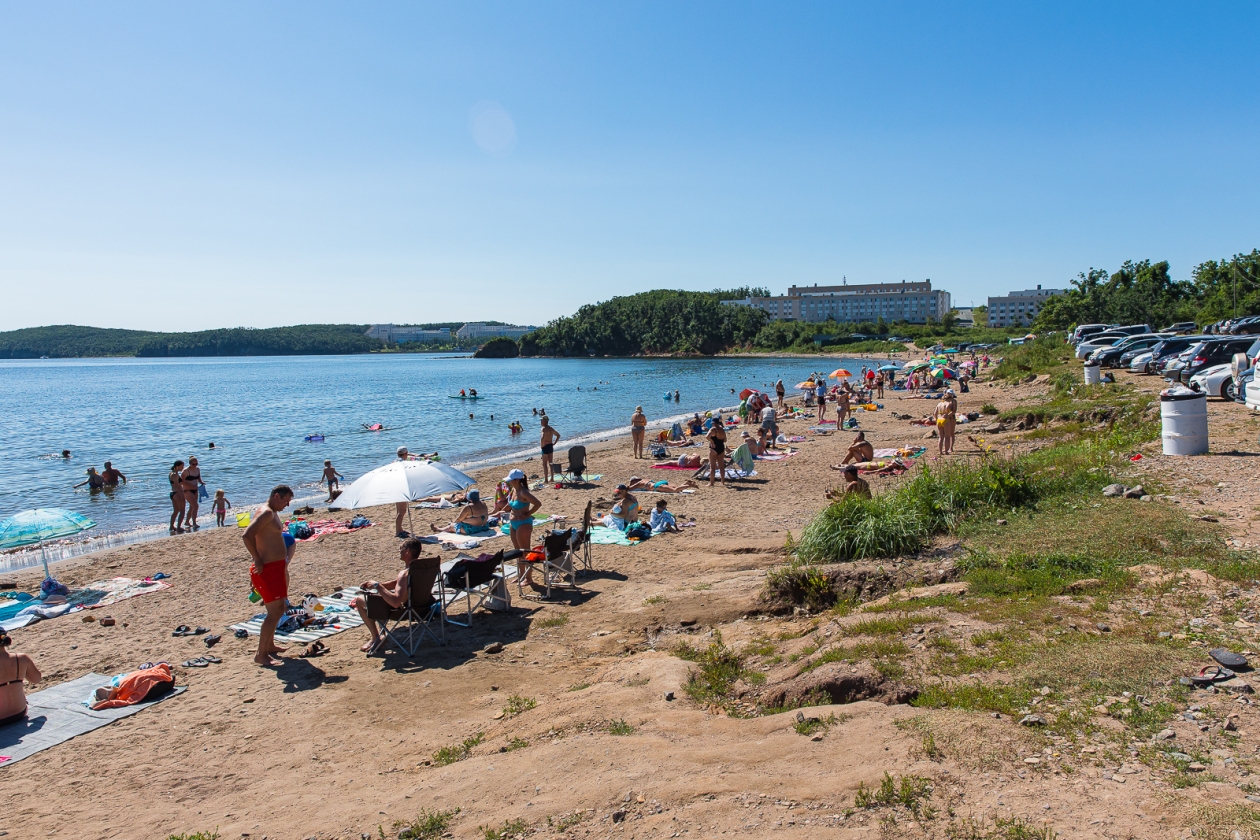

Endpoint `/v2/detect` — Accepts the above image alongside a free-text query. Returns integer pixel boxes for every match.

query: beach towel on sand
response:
[90,663,175,711]
[0,673,184,767]
[229,588,364,644]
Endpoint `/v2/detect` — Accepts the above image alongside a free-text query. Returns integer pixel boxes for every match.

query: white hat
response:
[505,468,526,482]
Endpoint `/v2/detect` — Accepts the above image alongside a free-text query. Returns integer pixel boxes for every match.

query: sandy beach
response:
[4,365,1260,840]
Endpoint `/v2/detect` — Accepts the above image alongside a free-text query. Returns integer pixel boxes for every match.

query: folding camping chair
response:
[572,500,593,575]
[439,549,513,628]
[564,445,588,484]
[379,554,444,657]
[538,528,580,598]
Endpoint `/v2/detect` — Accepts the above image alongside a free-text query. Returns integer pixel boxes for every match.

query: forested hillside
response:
[0,324,382,358]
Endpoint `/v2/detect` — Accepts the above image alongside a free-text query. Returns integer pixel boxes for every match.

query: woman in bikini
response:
[168,460,186,533]
[625,476,698,493]
[934,390,958,456]
[0,631,42,726]
[630,406,647,459]
[503,469,543,587]
[706,416,728,487]
[181,456,206,531]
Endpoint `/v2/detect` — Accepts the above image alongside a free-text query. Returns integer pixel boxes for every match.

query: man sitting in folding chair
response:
[349,537,441,655]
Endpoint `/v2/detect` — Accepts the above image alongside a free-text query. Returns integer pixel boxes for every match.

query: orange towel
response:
[90,663,175,710]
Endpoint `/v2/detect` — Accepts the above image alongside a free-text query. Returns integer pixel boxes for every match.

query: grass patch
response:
[607,719,635,735]
[674,634,760,713]
[432,732,484,766]
[765,560,837,610]
[480,818,528,840]
[793,712,845,736]
[503,737,529,752]
[990,335,1072,382]
[389,809,461,840]
[547,811,589,832]
[567,682,590,692]
[945,815,1056,839]
[642,594,668,605]
[854,772,933,815]
[912,683,1034,716]
[802,639,908,674]
[501,695,537,718]
[168,834,220,840]
[842,615,915,637]
[535,614,569,629]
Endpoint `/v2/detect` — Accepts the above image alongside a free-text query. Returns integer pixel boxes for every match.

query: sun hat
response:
[397,446,409,456]
[505,468,526,482]
[467,489,480,502]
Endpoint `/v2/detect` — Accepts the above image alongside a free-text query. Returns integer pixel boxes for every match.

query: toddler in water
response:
[322,460,344,500]
[211,490,232,526]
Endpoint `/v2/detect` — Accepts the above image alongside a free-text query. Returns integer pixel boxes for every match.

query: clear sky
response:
[2,2,1258,331]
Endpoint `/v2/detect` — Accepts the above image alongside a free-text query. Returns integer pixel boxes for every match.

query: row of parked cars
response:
[1069,322,1260,404]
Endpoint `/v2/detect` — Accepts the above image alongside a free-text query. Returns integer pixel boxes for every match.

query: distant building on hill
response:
[986,286,1064,328]
[723,279,951,324]
[365,325,452,344]
[455,323,535,341]
[953,307,976,327]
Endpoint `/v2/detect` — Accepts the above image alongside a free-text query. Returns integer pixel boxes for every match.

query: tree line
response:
[1032,250,1260,330]
[0,324,384,358]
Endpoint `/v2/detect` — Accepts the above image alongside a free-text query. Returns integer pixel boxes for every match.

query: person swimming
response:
[362,423,384,431]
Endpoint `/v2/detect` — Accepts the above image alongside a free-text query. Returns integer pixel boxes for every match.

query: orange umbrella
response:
[828,368,852,379]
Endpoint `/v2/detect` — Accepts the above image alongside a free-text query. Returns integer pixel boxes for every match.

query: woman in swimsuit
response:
[168,460,186,533]
[181,456,206,531]
[0,631,41,726]
[503,470,543,587]
[934,391,958,457]
[625,476,698,493]
[706,417,728,487]
[630,406,647,459]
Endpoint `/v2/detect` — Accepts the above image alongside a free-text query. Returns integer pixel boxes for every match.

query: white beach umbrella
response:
[332,460,476,510]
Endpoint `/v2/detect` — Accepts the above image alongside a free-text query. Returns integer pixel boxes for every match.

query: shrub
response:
[981,403,998,415]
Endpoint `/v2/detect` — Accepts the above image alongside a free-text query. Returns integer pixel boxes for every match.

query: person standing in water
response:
[181,457,206,531]
[540,416,561,482]
[101,461,126,485]
[321,460,344,501]
[242,485,294,667]
[168,460,186,534]
[630,406,647,460]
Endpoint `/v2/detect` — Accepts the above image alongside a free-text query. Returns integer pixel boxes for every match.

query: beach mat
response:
[0,674,185,767]
[587,526,637,546]
[650,464,697,471]
[421,530,502,550]
[228,589,363,644]
[1,578,171,632]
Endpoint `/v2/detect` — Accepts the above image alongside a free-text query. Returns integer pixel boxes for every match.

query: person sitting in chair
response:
[430,489,490,534]
[350,538,436,653]
[836,431,875,466]
[740,430,764,457]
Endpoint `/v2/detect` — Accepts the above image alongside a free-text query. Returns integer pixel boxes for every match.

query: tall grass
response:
[990,334,1073,381]
[796,454,1105,563]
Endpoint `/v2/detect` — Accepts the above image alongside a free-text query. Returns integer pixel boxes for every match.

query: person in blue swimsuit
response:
[502,469,543,588]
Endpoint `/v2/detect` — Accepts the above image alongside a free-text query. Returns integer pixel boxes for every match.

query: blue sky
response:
[2,2,1258,331]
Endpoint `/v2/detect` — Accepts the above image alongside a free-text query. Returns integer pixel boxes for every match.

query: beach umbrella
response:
[738,388,761,401]
[829,368,853,379]
[333,460,476,510]
[878,364,899,372]
[0,508,96,580]
[794,381,815,390]
[933,367,958,379]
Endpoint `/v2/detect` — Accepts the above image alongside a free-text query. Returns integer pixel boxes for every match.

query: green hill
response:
[0,324,384,358]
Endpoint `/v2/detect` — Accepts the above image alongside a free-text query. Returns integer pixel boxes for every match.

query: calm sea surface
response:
[1,353,882,567]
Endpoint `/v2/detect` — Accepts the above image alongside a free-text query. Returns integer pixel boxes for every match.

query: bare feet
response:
[254,652,282,667]
[361,638,379,652]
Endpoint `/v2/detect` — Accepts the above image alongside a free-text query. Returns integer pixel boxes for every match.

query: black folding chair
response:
[573,500,593,575]
[379,555,444,657]
[564,445,588,484]
[440,550,512,628]
[539,529,580,598]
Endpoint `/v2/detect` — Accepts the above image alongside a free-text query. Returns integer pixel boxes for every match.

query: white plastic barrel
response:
[1161,391,1209,455]
[1083,362,1101,386]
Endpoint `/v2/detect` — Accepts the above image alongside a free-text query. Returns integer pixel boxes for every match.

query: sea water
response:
[1,352,886,567]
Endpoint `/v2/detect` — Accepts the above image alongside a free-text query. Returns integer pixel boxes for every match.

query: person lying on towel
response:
[626,476,698,494]
[430,489,490,535]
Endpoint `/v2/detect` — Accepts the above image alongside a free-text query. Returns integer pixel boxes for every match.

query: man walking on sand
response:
[540,416,561,482]
[242,485,294,667]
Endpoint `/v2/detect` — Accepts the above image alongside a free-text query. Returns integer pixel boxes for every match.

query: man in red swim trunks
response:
[243,485,294,667]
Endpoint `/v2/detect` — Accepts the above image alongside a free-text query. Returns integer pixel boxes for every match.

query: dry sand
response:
[3,365,1258,839]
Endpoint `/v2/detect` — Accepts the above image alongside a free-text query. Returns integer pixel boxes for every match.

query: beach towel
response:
[729,444,756,474]
[228,588,364,644]
[531,474,602,489]
[421,530,502,550]
[1,578,171,632]
[586,526,637,546]
[650,463,697,471]
[0,673,185,767]
[90,663,175,711]
[415,499,458,509]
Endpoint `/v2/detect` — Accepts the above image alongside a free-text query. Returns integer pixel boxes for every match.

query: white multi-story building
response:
[364,325,452,344]
[454,323,535,341]
[986,286,1064,328]
[725,280,951,324]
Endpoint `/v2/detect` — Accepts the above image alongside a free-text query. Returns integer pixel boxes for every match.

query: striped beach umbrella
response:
[0,508,96,579]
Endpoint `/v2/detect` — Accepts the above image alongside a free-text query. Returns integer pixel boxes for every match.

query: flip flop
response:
[193,627,210,635]
[1189,665,1236,686]
[1210,648,1248,669]
[203,634,221,648]
[300,641,327,658]
[172,625,193,636]
[182,658,208,668]
[234,628,250,639]
[201,655,222,664]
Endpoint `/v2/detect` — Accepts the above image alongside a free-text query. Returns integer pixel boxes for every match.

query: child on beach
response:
[321,460,344,500]
[211,490,232,526]
[649,499,680,533]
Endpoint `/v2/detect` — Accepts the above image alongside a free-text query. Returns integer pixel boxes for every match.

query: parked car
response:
[1189,363,1237,400]
[1091,335,1171,367]
[1076,331,1130,358]
[1128,350,1155,372]
[1228,315,1260,335]
[1167,321,1198,334]
[1147,336,1212,375]
[1235,366,1255,406]
[1178,337,1256,384]
[1071,323,1114,345]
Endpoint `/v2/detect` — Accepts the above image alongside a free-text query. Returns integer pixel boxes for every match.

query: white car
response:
[1189,363,1236,400]
[1077,341,1115,359]
[1129,351,1154,373]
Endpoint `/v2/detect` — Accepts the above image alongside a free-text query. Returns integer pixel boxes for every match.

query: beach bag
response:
[348,515,371,529]
[289,521,314,540]
[625,522,652,541]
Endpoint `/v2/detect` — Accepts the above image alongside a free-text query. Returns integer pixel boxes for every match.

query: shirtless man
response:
[101,461,126,485]
[540,416,562,482]
[826,465,871,500]
[934,390,958,456]
[242,485,295,666]
[350,537,433,653]
[838,431,875,465]
[430,489,490,534]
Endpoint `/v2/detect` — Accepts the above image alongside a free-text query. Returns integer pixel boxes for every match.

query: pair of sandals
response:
[181,655,222,668]
[300,640,328,658]
[172,625,209,637]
